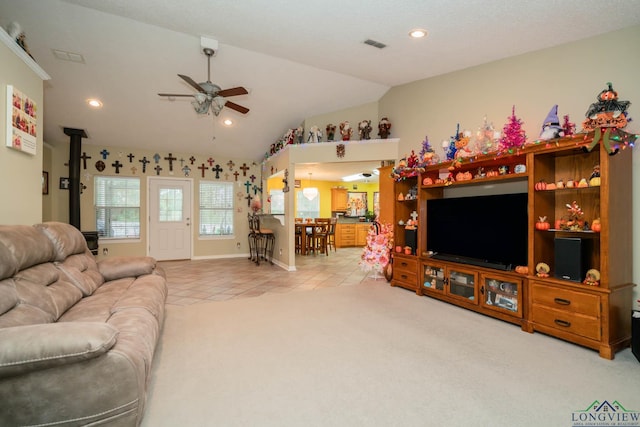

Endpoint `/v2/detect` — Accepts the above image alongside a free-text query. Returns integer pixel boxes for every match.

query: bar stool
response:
[252,214,275,265]
[247,213,259,263]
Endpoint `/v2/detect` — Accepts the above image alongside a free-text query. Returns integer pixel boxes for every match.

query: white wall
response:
[0,36,45,225]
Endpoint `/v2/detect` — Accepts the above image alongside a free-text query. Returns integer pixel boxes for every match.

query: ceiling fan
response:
[158,47,249,116]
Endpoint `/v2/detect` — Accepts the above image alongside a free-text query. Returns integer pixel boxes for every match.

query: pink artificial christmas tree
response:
[562,114,576,137]
[359,222,394,279]
[499,106,527,153]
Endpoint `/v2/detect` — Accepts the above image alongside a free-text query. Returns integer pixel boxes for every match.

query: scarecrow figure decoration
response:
[582,82,631,155]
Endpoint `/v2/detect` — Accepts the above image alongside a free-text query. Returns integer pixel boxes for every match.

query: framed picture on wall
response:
[346,192,368,217]
[6,85,37,155]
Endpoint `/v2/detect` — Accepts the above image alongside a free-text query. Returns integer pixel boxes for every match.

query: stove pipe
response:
[63,127,87,230]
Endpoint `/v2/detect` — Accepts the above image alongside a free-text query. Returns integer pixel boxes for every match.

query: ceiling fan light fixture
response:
[191,98,211,114]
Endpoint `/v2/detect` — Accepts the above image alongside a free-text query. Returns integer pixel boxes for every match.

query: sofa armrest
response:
[0,322,118,379]
[98,256,156,281]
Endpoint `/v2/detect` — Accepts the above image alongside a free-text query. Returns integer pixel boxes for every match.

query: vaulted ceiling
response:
[2,0,639,178]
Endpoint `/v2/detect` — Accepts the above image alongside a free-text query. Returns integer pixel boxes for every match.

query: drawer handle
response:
[554,298,571,306]
[400,262,408,267]
[401,274,408,280]
[554,319,571,328]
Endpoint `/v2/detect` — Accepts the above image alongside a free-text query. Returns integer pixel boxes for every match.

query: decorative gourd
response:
[591,218,601,233]
[534,180,547,191]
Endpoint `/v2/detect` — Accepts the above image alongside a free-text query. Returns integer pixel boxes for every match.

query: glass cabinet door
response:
[480,273,522,317]
[422,263,445,293]
[447,268,477,304]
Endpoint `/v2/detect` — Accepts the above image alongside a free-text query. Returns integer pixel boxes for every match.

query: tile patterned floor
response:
[160,247,382,305]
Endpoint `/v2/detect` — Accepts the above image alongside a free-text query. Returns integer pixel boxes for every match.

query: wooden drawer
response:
[531,305,600,341]
[394,269,417,285]
[531,283,600,317]
[394,256,417,273]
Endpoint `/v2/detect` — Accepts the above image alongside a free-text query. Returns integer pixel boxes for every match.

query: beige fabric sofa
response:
[0,222,167,426]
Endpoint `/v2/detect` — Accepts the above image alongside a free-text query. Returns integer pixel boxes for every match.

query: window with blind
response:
[200,181,234,236]
[269,189,284,214]
[94,176,140,239]
[296,190,320,219]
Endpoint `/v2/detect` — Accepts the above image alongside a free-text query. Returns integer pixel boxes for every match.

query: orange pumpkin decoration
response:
[534,180,547,191]
[591,218,601,233]
[535,216,551,231]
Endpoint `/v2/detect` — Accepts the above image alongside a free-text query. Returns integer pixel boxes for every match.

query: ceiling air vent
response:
[364,39,386,49]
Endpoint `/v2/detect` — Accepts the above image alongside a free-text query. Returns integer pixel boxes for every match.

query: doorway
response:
[148,177,192,260]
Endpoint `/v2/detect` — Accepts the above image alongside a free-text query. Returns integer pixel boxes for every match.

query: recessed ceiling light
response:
[223,119,233,126]
[409,29,427,39]
[87,98,102,108]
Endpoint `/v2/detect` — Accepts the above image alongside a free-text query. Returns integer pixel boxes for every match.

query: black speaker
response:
[404,229,417,255]
[554,237,590,282]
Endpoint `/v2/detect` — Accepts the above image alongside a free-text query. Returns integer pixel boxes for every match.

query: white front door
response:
[148,178,192,261]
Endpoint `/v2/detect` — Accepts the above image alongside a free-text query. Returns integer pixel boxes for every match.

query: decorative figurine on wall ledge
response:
[378,117,392,139]
[340,121,353,141]
[295,126,304,144]
[358,120,372,140]
[307,125,322,143]
[582,82,631,155]
[539,105,565,141]
[326,124,336,141]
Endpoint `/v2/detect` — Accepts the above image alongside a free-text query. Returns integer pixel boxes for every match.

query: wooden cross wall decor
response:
[80,152,91,169]
[112,160,123,174]
[189,156,196,165]
[227,160,235,170]
[198,163,209,178]
[154,164,163,176]
[244,180,252,193]
[100,149,110,159]
[233,171,240,181]
[164,153,177,171]
[139,157,150,173]
[127,153,135,163]
[212,164,223,179]
[207,157,215,166]
[239,163,250,176]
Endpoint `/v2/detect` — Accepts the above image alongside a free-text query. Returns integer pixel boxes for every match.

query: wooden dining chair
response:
[308,222,329,255]
[327,217,337,252]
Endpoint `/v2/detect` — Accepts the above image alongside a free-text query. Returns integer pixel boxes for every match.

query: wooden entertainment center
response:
[382,133,635,359]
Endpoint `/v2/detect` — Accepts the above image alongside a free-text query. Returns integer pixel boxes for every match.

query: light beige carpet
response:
[142,280,640,427]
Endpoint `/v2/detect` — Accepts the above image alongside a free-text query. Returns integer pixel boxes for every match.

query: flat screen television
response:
[425,192,528,271]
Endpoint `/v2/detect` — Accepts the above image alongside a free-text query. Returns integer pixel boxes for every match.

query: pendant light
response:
[302,173,318,200]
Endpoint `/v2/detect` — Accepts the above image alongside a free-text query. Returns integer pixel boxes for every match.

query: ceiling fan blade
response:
[158,93,194,97]
[217,87,248,97]
[178,74,205,93]
[225,101,249,114]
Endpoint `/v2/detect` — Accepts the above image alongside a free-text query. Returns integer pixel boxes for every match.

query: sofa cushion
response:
[0,263,84,327]
[0,225,56,280]
[0,279,17,316]
[35,222,89,262]
[0,322,118,379]
[98,256,157,281]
